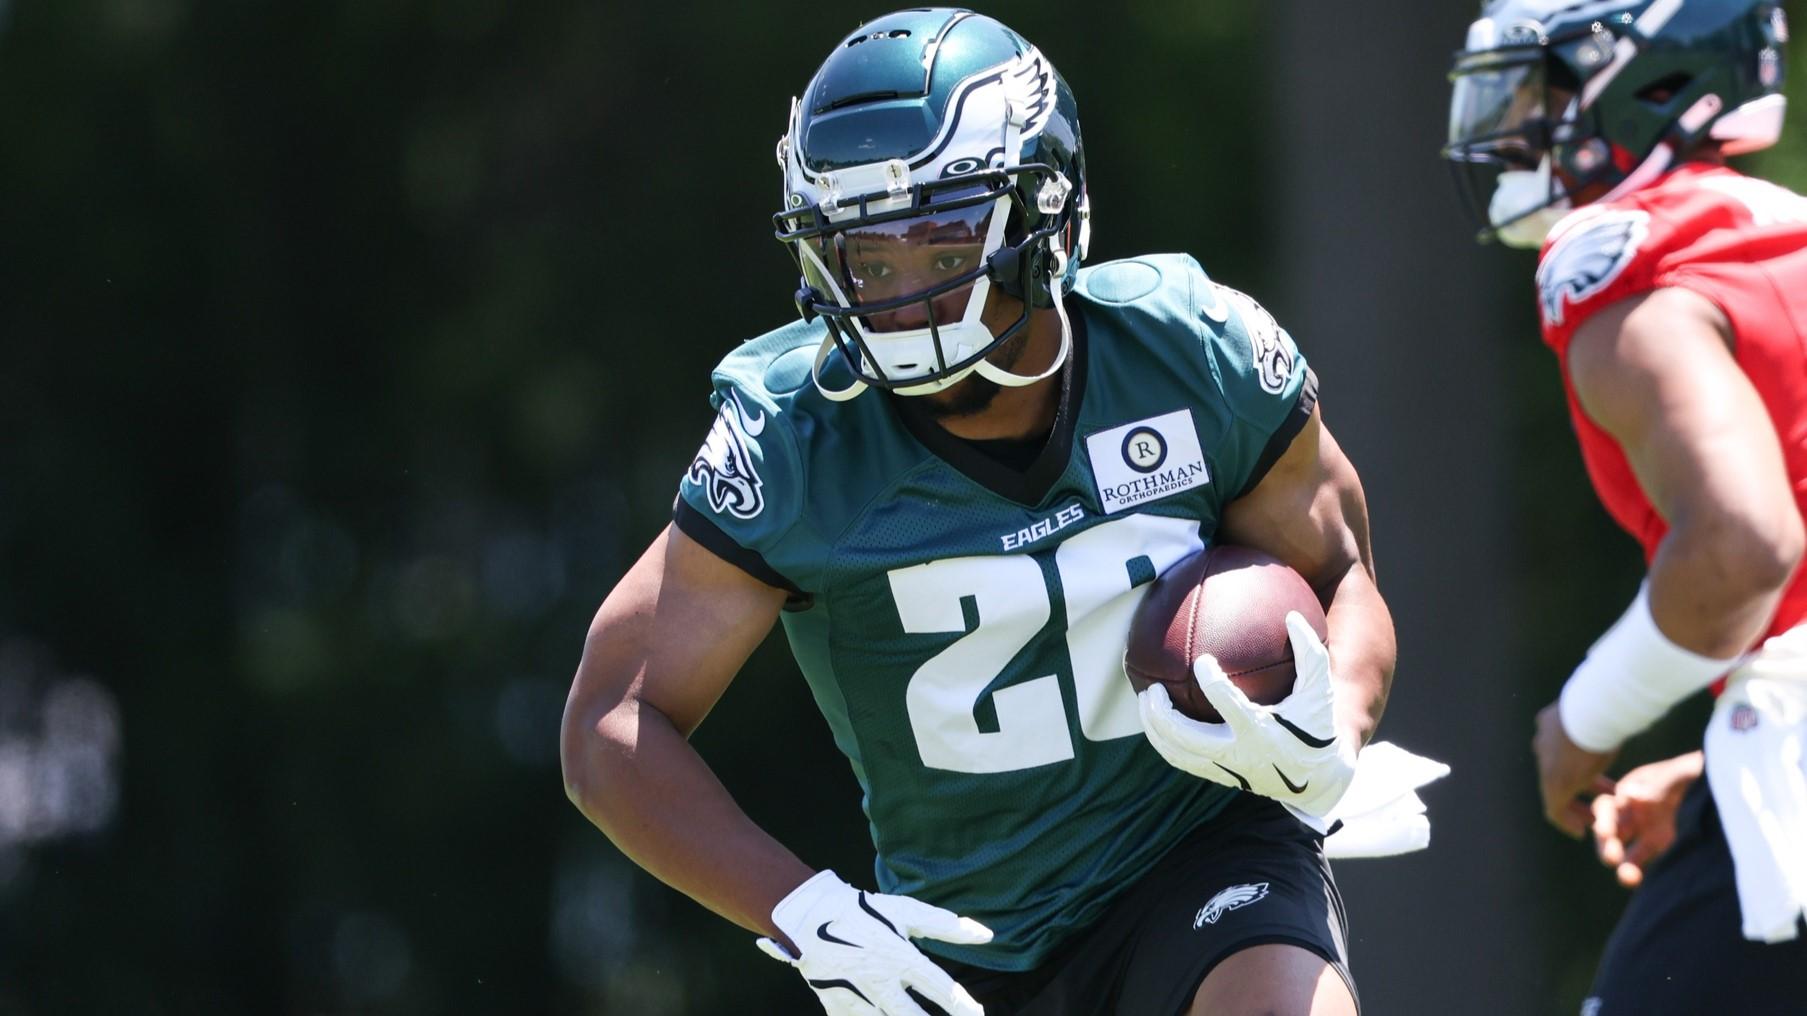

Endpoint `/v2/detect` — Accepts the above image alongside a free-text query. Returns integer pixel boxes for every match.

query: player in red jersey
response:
[1445,0,1807,1011]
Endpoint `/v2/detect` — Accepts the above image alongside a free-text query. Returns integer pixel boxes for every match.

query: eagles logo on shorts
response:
[1194,882,1270,927]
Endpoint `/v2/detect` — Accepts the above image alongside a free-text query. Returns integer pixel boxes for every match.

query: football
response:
[1123,544,1328,723]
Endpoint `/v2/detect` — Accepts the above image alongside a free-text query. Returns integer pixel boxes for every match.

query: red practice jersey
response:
[1537,163,1807,639]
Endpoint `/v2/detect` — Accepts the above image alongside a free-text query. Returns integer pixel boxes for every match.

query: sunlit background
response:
[2,1,1805,1013]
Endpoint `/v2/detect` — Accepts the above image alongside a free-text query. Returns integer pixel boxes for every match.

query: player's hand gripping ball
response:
[1123,545,1328,723]
[1127,545,1356,818]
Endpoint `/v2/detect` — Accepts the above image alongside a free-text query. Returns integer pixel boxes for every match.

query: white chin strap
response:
[1490,158,1571,249]
[809,287,1074,403]
[809,333,869,402]
[1489,139,1678,250]
[972,281,1072,389]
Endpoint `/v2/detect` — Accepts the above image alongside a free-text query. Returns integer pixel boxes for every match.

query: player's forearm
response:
[1648,507,1803,658]
[1322,562,1394,747]
[561,694,813,938]
[1558,517,1799,752]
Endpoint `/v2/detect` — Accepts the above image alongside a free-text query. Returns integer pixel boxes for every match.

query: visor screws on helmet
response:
[1577,31,1613,66]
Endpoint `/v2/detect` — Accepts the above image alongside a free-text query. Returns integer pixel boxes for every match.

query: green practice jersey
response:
[674,253,1317,970]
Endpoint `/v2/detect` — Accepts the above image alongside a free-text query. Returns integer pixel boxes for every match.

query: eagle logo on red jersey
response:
[1537,209,1650,326]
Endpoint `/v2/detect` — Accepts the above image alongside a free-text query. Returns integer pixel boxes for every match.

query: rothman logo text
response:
[1085,409,1210,513]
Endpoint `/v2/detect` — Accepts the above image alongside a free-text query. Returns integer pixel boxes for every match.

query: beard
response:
[918,374,1003,419]
[915,331,1029,420]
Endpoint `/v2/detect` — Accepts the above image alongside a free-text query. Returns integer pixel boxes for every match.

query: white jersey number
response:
[888,514,1203,774]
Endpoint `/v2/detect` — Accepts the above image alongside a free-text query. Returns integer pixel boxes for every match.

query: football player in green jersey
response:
[562,9,1397,1015]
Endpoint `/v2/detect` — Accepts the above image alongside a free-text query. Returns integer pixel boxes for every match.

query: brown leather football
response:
[1123,544,1328,723]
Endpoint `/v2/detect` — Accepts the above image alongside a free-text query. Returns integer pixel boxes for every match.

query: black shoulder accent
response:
[1235,368,1319,499]
[671,499,814,610]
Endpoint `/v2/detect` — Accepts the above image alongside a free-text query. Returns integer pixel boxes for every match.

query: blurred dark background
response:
[2,1,1802,1012]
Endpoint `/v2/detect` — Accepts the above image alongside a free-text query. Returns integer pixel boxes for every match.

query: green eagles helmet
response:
[1443,0,1789,247]
[773,8,1090,401]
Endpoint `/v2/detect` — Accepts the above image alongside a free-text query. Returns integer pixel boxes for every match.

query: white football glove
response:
[1137,612,1359,819]
[755,870,991,1016]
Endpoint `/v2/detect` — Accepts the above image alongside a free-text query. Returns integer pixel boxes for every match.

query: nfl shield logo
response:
[1730,704,1759,733]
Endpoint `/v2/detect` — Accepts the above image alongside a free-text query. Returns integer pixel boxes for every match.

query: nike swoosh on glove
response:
[755,870,992,1016]
[1137,612,1359,819]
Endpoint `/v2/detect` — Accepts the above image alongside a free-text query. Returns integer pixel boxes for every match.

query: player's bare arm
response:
[1176,413,1373,1016]
[1136,398,1403,837]
[1447,1,1807,1003]
[563,525,994,1016]
[1219,406,1395,749]
[1568,288,1804,656]
[559,524,806,938]
[1534,287,1805,835]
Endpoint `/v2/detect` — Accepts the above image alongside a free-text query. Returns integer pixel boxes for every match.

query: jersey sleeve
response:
[1195,270,1319,501]
[672,383,812,598]
[1535,204,1662,355]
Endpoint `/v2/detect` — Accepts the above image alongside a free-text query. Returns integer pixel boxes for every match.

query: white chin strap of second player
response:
[1491,159,1571,250]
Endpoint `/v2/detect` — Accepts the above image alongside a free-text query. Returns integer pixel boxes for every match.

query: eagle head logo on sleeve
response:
[688,389,768,520]
[1536,209,1651,327]
[1219,286,1297,394]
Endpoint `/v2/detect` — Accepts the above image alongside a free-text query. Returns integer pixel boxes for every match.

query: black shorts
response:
[1585,776,1807,1015]
[930,793,1355,1016]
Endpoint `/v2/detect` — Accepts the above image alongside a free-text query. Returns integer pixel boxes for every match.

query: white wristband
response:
[1558,584,1738,752]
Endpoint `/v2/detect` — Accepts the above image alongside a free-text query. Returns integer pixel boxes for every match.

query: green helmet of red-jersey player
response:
[1443,0,1789,246]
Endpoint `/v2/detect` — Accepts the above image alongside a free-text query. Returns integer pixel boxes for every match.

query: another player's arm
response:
[1219,406,1396,748]
[559,523,809,940]
[1567,287,1803,657]
[1535,287,1804,834]
[1591,749,1704,888]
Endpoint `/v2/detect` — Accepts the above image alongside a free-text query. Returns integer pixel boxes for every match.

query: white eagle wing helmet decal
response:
[1193,882,1270,928]
[919,46,1057,179]
[963,45,1058,169]
[1536,208,1650,326]
[781,45,1060,205]
[687,390,768,521]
